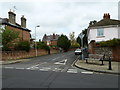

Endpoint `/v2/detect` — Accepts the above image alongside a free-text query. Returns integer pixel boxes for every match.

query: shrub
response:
[37,42,50,51]
[16,41,30,52]
[99,38,120,47]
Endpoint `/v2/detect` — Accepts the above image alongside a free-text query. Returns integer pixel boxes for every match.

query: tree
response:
[69,32,76,46]
[69,32,80,48]
[2,29,19,51]
[82,29,88,47]
[76,36,81,47]
[57,34,71,51]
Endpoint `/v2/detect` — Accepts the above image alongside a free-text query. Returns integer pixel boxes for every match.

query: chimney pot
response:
[21,15,26,28]
[103,13,110,19]
[8,10,16,24]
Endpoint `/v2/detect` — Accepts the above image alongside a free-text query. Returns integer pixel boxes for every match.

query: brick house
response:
[0,10,31,42]
[42,33,60,47]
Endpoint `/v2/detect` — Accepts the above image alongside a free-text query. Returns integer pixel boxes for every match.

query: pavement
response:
[74,59,120,75]
[0,59,31,65]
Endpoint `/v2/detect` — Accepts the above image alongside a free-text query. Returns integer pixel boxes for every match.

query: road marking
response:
[26,68,31,70]
[4,67,14,69]
[54,59,67,65]
[39,69,49,71]
[39,67,52,71]
[81,72,93,74]
[26,62,47,70]
[15,68,24,70]
[52,57,60,61]
[67,69,78,73]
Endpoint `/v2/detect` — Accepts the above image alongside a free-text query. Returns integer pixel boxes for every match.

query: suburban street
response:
[1,51,119,88]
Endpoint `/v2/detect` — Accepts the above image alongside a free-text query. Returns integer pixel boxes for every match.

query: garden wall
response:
[2,49,59,61]
[88,41,120,62]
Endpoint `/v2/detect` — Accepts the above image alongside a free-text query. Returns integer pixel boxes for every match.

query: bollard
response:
[108,57,112,70]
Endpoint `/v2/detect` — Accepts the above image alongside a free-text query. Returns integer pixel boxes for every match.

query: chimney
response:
[8,10,16,24]
[53,33,55,39]
[21,15,26,28]
[103,13,110,19]
[44,34,47,39]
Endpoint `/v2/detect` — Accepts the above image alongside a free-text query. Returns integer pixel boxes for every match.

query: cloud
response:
[0,0,118,41]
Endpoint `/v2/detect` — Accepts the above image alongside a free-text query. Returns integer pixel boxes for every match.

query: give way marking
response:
[54,59,67,65]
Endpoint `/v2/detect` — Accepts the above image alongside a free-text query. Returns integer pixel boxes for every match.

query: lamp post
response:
[35,25,40,56]
[79,32,85,60]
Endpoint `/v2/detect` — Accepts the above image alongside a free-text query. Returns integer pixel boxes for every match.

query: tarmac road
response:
[1,51,119,88]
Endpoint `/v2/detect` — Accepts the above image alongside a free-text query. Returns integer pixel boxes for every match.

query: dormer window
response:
[97,28,104,37]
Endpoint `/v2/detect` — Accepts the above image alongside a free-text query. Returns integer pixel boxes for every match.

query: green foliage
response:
[57,34,71,51]
[2,29,19,51]
[69,32,76,46]
[99,38,120,47]
[76,36,81,47]
[16,41,30,52]
[70,43,80,49]
[37,42,50,51]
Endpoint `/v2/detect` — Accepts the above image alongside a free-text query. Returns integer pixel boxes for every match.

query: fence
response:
[2,49,59,61]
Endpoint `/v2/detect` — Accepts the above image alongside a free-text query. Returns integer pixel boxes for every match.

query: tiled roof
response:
[42,34,60,41]
[0,18,31,32]
[89,19,120,28]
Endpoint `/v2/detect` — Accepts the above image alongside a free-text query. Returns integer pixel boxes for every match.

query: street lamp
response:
[79,32,85,60]
[35,25,40,56]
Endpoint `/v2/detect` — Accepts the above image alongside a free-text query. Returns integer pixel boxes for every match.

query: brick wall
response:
[50,40,57,46]
[23,30,30,41]
[112,46,120,62]
[2,49,59,61]
[88,41,120,62]
[6,25,30,42]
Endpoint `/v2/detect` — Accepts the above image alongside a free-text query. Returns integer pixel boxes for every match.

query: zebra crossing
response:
[2,66,94,74]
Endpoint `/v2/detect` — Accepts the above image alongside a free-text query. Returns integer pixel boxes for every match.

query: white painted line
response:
[54,59,67,65]
[81,72,93,74]
[26,68,31,70]
[39,69,49,71]
[67,69,78,73]
[35,64,40,67]
[67,71,77,73]
[15,68,24,70]
[4,67,14,69]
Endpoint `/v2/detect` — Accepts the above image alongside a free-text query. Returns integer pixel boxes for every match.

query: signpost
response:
[79,32,85,60]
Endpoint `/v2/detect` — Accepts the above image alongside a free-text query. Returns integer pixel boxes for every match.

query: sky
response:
[0,0,119,41]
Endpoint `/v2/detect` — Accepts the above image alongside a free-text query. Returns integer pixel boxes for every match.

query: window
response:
[97,28,104,37]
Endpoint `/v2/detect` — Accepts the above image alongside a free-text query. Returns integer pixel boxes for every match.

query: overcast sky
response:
[0,0,119,41]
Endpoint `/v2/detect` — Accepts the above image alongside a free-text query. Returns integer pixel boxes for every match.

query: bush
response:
[16,41,30,52]
[70,43,80,49]
[37,42,50,51]
[99,38,120,47]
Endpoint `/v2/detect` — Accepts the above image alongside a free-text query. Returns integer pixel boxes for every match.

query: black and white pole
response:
[108,57,112,70]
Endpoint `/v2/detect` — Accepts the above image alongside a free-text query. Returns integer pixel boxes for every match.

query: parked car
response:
[75,48,82,55]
